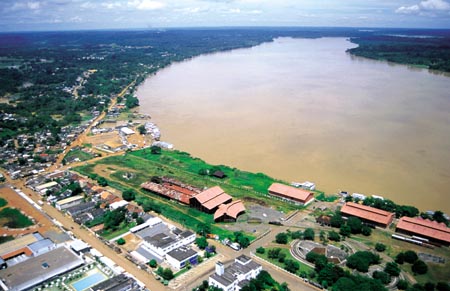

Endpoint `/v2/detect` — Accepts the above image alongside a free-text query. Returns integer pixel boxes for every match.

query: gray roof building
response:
[0,247,84,291]
[66,201,96,216]
[91,274,138,291]
[27,238,56,256]
[144,233,175,249]
[167,247,197,262]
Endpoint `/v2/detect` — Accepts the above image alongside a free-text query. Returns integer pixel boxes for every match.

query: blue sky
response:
[1,0,450,31]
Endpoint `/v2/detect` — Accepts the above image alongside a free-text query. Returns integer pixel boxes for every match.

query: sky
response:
[1,0,450,32]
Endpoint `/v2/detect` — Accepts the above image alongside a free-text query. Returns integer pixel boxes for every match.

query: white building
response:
[55,195,84,210]
[209,255,262,291]
[166,247,198,270]
[140,230,196,261]
[109,200,129,210]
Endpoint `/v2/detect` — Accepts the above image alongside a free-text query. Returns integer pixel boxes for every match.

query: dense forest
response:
[1,28,449,144]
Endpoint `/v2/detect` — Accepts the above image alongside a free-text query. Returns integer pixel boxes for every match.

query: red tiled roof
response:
[203,193,232,210]
[194,186,225,204]
[341,202,394,226]
[268,183,314,203]
[214,200,246,220]
[397,216,450,243]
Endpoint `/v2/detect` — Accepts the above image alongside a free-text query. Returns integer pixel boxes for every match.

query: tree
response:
[137,125,146,134]
[278,252,287,263]
[395,252,405,264]
[319,230,327,244]
[384,262,401,277]
[333,277,357,291]
[436,282,450,291]
[340,224,351,237]
[136,217,144,225]
[347,217,363,234]
[397,279,409,290]
[148,259,157,268]
[328,231,341,242]
[346,251,381,273]
[375,243,386,252]
[303,228,315,240]
[330,211,345,228]
[412,260,428,275]
[150,145,161,155]
[122,189,136,201]
[433,211,449,225]
[284,259,300,273]
[256,247,265,254]
[276,232,289,244]
[196,223,210,236]
[291,231,302,239]
[373,271,391,285]
[268,248,281,259]
[424,282,436,291]
[196,237,208,249]
[361,225,372,236]
[117,238,126,245]
[104,207,126,230]
[162,268,174,280]
[404,250,418,264]
[97,176,108,187]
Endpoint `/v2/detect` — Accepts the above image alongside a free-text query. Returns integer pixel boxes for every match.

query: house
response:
[190,186,232,213]
[396,216,450,246]
[66,201,96,217]
[91,274,138,291]
[213,170,226,179]
[214,200,246,222]
[55,195,84,210]
[268,183,314,205]
[109,200,129,210]
[209,255,262,291]
[340,202,394,228]
[166,247,198,269]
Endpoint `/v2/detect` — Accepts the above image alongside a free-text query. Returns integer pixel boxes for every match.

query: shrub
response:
[412,260,428,275]
[384,262,401,277]
[116,238,125,245]
[373,271,391,284]
[303,228,315,240]
[148,259,157,268]
[328,231,341,242]
[375,243,386,252]
[397,279,409,290]
[256,247,265,254]
[275,232,288,244]
[404,250,418,264]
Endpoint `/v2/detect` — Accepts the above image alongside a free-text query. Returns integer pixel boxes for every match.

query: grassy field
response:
[0,207,34,228]
[74,148,315,239]
[256,247,313,275]
[0,197,7,208]
[64,148,95,163]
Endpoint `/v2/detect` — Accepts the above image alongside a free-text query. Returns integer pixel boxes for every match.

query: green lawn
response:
[256,247,313,275]
[0,197,7,208]
[64,148,95,163]
[0,208,34,228]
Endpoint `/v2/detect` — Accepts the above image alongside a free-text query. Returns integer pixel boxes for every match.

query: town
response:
[1,28,450,291]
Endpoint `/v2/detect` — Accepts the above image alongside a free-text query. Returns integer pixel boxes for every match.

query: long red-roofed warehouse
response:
[268,183,314,205]
[396,216,450,246]
[190,186,232,213]
[340,202,395,228]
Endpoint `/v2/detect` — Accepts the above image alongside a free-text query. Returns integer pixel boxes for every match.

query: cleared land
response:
[0,186,57,236]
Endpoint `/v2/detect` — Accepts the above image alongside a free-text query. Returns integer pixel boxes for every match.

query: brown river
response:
[137,37,450,213]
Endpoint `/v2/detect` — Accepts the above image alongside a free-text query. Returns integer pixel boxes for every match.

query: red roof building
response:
[214,200,246,222]
[268,183,314,205]
[190,186,232,213]
[340,202,394,228]
[396,216,450,246]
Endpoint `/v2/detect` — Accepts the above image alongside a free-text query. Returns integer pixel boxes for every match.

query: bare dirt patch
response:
[0,186,59,237]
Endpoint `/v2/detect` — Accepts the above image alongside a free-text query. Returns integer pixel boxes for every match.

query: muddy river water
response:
[137,37,450,213]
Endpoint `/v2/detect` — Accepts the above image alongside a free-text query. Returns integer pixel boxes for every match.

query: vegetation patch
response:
[0,197,7,208]
[63,148,95,163]
[0,207,34,228]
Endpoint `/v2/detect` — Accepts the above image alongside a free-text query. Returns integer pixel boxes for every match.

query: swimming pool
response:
[71,271,107,291]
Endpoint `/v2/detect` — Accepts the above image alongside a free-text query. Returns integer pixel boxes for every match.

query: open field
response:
[0,207,34,228]
[0,186,59,237]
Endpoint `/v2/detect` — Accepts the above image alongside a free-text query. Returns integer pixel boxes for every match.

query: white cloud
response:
[396,0,450,14]
[70,16,83,22]
[80,2,96,9]
[27,1,41,10]
[101,2,122,9]
[128,0,165,10]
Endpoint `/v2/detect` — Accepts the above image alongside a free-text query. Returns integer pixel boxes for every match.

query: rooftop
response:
[397,216,450,243]
[167,247,197,261]
[0,233,40,258]
[214,200,246,220]
[340,202,394,226]
[144,233,176,249]
[268,183,314,203]
[0,247,84,291]
[56,195,84,205]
